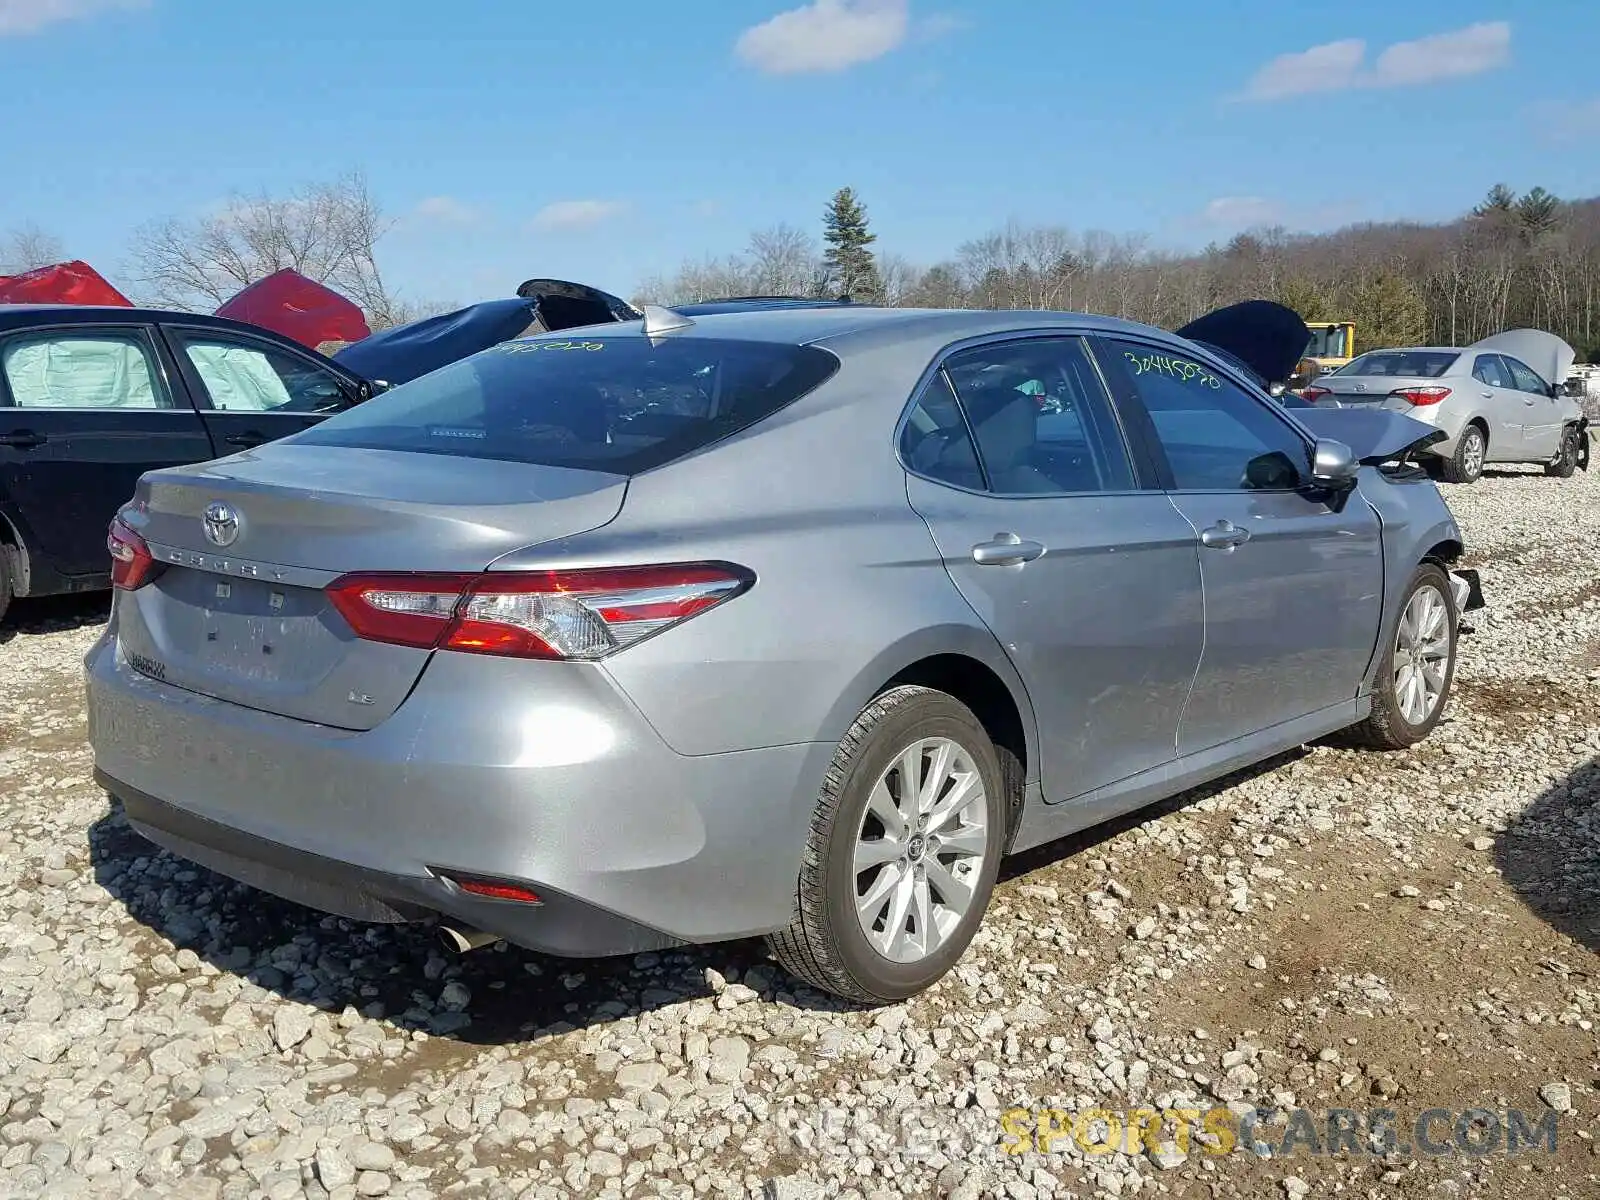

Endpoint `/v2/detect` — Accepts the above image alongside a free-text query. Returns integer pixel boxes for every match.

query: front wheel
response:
[1347,563,1458,750]
[1545,426,1581,478]
[768,686,1006,1004]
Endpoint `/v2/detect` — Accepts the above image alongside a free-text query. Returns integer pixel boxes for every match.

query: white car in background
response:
[1304,330,1588,483]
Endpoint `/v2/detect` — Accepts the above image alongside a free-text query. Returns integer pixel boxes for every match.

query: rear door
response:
[1503,354,1563,459]
[161,324,361,453]
[1092,336,1383,756]
[0,323,213,579]
[901,335,1205,803]
[1469,354,1526,460]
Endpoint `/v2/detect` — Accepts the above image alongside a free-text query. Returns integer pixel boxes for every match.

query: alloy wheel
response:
[852,736,989,964]
[1394,584,1451,725]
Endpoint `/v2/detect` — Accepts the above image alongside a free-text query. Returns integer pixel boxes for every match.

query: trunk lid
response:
[114,443,627,730]
[1314,373,1441,411]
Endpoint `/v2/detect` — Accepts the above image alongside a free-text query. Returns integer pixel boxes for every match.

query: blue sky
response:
[2,0,1597,307]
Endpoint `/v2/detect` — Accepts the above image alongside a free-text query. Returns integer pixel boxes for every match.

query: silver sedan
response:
[87,301,1482,1003]
[1304,330,1588,483]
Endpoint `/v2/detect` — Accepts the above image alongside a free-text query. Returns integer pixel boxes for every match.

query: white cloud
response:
[1200,197,1284,227]
[1240,21,1510,101]
[1241,38,1366,100]
[735,0,910,75]
[0,0,147,36]
[412,196,478,225]
[529,199,628,232]
[1369,22,1510,87]
[1187,195,1361,235]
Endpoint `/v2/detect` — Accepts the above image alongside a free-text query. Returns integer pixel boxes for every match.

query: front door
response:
[1503,354,1564,460]
[161,326,359,452]
[0,325,213,579]
[901,335,1205,802]
[1092,335,1384,756]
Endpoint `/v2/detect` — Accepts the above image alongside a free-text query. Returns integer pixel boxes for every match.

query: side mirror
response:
[1268,381,1287,397]
[1308,438,1360,489]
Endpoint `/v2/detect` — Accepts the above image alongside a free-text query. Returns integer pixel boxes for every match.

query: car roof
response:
[0,305,288,334]
[1352,346,1462,356]
[566,304,1173,349]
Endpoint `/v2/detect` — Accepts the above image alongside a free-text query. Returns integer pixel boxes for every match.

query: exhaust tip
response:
[438,925,499,954]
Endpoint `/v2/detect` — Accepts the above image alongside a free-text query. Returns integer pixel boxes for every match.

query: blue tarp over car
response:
[333,298,539,387]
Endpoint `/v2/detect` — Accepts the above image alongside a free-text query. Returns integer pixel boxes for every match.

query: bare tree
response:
[1,223,65,274]
[129,172,399,322]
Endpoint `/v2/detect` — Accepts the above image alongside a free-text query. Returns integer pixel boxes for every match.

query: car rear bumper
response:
[85,628,832,956]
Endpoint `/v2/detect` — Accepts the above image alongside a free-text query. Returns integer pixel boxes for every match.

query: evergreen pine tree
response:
[822,187,881,300]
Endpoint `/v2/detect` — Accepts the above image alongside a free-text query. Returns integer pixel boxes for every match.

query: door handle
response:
[222,432,267,448]
[1480,390,1494,399]
[971,533,1045,566]
[0,430,46,449]
[1200,520,1251,550]
[1523,397,1536,406]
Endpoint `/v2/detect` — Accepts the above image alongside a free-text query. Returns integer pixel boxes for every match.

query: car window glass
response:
[941,338,1134,495]
[294,336,839,474]
[1103,339,1307,491]
[178,334,349,413]
[1,332,172,410]
[1502,356,1548,394]
[900,372,983,490]
[1472,355,1512,388]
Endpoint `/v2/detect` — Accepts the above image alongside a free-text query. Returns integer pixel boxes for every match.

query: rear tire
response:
[1545,426,1580,478]
[1439,425,1485,484]
[1346,562,1458,751]
[768,685,1006,1004]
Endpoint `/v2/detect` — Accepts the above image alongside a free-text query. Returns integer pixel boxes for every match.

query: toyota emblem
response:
[203,501,241,548]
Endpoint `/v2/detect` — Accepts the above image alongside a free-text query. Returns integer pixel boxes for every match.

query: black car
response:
[0,305,375,622]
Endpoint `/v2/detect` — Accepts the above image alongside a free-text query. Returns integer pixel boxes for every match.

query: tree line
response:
[7,180,1600,361]
[637,185,1600,363]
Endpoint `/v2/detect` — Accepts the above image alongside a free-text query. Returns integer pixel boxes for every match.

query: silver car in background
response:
[87,303,1482,1004]
[1303,329,1588,483]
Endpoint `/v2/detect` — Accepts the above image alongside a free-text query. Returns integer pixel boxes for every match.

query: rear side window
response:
[1,330,174,410]
[900,372,983,490]
[1472,355,1512,389]
[940,338,1135,495]
[293,336,839,473]
[1339,350,1458,378]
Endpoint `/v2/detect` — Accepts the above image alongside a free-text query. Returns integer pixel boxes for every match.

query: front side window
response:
[1100,338,1308,492]
[176,333,350,413]
[939,338,1134,495]
[293,335,839,473]
[1502,356,1549,395]
[1,331,173,410]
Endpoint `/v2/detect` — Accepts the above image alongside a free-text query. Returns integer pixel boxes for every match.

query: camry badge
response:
[203,501,240,548]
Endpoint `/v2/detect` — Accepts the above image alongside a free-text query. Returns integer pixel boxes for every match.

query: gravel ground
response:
[1,466,1598,1200]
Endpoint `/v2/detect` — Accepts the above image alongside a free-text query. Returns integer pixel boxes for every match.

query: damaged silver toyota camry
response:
[86,300,1483,1004]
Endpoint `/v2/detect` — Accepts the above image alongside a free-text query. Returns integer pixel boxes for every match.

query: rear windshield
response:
[1337,351,1458,378]
[293,336,839,473]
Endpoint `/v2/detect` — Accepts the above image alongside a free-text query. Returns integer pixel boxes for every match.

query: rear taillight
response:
[326,563,752,660]
[107,517,160,590]
[1300,385,1332,403]
[1390,386,1451,407]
